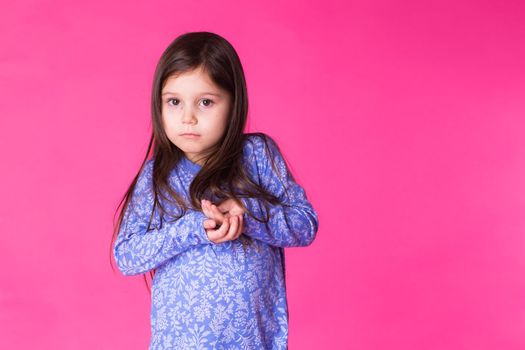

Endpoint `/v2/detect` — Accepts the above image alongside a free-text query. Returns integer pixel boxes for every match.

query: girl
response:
[110,31,319,349]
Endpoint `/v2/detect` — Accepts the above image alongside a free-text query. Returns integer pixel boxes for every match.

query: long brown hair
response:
[109,31,292,293]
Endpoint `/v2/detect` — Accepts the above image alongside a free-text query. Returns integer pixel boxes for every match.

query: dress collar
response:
[181,155,202,173]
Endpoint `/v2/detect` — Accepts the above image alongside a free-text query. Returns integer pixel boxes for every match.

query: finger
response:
[208,214,230,243]
[217,200,231,213]
[203,218,216,229]
[219,199,244,217]
[214,216,236,244]
[210,203,225,221]
[225,216,239,241]
[202,200,217,220]
[234,214,244,239]
[230,215,242,240]
[201,199,211,217]
[205,200,224,221]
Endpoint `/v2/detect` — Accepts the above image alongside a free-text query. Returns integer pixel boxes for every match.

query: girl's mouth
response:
[181,133,201,139]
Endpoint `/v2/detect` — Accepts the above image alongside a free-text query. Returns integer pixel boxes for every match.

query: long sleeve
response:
[113,160,212,276]
[240,135,319,248]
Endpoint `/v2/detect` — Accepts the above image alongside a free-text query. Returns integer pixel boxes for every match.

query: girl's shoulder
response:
[242,132,279,161]
[141,158,155,176]
[241,132,288,181]
[133,158,155,190]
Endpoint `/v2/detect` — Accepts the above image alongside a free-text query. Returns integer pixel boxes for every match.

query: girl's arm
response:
[240,135,319,248]
[113,160,211,276]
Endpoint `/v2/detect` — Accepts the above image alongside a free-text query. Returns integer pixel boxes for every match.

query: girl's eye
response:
[200,99,214,107]
[167,98,179,106]
[166,98,214,107]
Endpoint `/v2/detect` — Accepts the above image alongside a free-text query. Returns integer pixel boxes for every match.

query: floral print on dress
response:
[114,134,318,349]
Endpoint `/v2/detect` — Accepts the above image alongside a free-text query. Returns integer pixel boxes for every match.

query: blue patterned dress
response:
[113,134,319,349]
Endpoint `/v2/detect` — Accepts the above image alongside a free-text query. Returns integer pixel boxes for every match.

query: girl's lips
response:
[181,133,201,139]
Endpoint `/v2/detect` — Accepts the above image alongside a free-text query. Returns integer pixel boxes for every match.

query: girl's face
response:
[161,67,231,165]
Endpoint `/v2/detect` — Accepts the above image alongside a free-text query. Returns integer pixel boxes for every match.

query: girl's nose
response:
[182,108,197,124]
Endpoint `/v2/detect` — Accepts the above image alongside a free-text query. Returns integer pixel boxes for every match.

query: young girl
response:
[111,31,319,349]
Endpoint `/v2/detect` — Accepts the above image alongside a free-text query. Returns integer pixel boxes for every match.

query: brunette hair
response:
[109,31,291,293]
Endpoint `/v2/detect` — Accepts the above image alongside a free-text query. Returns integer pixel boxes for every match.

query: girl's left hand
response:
[201,199,244,233]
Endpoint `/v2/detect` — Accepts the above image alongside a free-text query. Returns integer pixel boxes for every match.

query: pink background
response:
[1,0,524,349]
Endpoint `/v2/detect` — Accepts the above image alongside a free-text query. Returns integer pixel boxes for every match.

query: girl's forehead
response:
[162,69,221,94]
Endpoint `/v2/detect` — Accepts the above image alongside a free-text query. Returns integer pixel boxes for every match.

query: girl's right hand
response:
[201,199,244,244]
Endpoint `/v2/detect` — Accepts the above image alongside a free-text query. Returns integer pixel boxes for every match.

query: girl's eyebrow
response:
[161,91,222,97]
